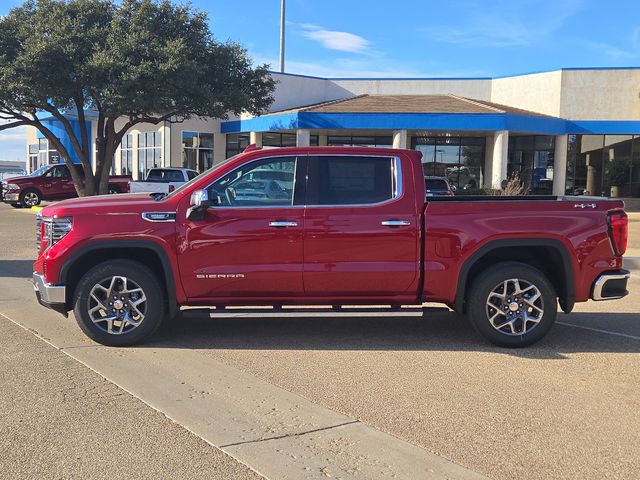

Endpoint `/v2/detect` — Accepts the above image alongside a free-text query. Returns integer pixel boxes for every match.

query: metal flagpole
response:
[279,0,285,72]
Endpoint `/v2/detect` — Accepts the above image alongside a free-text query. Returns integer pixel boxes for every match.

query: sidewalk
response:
[0,316,262,480]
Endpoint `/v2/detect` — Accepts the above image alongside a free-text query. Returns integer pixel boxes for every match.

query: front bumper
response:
[2,192,19,202]
[592,270,630,301]
[33,272,68,316]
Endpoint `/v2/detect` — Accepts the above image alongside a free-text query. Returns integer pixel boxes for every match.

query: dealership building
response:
[25,67,640,199]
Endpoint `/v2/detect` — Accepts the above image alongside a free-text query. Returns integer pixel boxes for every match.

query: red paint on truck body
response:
[33,146,625,311]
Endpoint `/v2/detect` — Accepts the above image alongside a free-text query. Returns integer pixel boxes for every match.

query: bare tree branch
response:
[0,120,29,131]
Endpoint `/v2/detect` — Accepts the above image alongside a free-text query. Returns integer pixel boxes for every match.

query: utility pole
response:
[279,0,285,72]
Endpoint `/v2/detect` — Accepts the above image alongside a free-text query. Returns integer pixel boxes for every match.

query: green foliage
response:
[0,0,275,195]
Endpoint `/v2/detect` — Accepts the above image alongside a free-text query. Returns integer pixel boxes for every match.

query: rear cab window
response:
[306,156,397,205]
[425,178,448,191]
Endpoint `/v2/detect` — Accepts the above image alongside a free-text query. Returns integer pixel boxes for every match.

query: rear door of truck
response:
[302,153,421,297]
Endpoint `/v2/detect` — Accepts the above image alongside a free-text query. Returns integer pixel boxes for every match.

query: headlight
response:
[3,183,20,191]
[39,216,73,251]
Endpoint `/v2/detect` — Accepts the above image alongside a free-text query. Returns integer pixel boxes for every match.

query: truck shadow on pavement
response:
[152,311,640,359]
[0,260,33,278]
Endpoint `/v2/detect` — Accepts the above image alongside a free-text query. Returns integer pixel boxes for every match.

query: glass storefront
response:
[412,136,484,190]
[138,131,162,178]
[37,138,61,166]
[182,131,214,172]
[226,133,319,158]
[327,135,392,148]
[508,136,555,195]
[120,134,134,175]
[566,134,640,197]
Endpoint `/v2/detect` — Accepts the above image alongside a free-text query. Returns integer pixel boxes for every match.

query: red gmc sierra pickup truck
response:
[1,163,131,208]
[32,146,630,348]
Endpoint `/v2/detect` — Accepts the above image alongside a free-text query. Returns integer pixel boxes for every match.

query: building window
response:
[412,136,485,191]
[37,138,61,166]
[226,133,319,158]
[28,143,38,172]
[566,134,639,198]
[138,131,162,178]
[120,133,134,175]
[225,133,250,158]
[182,131,214,172]
[508,136,555,194]
[263,132,297,147]
[327,135,392,148]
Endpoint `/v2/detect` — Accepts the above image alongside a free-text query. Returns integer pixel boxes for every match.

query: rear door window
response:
[306,156,395,205]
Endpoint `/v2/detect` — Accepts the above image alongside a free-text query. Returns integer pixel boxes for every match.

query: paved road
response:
[1,205,638,480]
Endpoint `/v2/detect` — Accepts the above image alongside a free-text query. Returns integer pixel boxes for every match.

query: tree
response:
[0,0,275,196]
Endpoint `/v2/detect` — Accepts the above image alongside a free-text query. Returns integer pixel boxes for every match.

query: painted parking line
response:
[556,321,640,341]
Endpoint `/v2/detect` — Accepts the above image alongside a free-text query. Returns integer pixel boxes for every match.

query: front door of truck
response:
[302,155,420,297]
[178,155,305,299]
[44,165,76,199]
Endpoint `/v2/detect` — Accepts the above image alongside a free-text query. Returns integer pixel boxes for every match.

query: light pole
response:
[279,0,286,73]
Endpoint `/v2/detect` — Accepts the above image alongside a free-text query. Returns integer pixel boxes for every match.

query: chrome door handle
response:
[269,221,298,228]
[381,220,410,227]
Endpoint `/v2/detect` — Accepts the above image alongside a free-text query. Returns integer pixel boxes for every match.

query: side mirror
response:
[186,189,211,221]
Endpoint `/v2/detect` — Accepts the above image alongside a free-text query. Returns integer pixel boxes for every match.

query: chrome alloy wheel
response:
[23,192,39,206]
[485,278,544,336]
[87,276,147,335]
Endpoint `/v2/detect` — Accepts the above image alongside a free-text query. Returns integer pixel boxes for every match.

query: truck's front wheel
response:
[20,189,41,208]
[467,262,557,347]
[73,260,166,346]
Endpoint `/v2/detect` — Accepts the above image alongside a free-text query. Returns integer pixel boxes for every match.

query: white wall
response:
[331,78,492,100]
[559,69,640,120]
[268,73,353,112]
[490,71,563,117]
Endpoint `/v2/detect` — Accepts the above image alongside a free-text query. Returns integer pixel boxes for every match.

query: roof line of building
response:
[269,66,640,82]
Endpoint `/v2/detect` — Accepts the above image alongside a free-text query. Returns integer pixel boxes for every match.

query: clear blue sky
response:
[1,0,639,160]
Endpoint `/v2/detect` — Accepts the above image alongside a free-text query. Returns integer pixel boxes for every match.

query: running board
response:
[180,306,450,319]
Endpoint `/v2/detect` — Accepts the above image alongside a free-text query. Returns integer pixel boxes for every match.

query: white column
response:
[131,131,140,181]
[296,129,310,147]
[318,134,328,146]
[392,130,408,149]
[249,131,263,147]
[162,121,171,168]
[553,134,568,196]
[488,130,509,189]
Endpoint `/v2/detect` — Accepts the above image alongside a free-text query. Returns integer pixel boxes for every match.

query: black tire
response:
[467,262,557,347]
[73,260,166,346]
[108,185,121,194]
[19,189,41,208]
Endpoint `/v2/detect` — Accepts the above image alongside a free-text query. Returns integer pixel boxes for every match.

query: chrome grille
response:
[45,220,72,243]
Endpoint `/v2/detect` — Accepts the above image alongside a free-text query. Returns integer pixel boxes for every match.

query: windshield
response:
[161,154,243,201]
[29,166,50,177]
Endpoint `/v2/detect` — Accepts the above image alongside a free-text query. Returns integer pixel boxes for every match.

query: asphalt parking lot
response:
[0,204,638,480]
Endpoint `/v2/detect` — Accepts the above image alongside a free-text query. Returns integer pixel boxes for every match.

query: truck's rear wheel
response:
[73,260,165,346]
[108,185,121,194]
[467,262,557,347]
[20,189,41,208]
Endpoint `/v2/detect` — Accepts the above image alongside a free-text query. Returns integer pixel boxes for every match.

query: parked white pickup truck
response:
[129,168,198,194]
